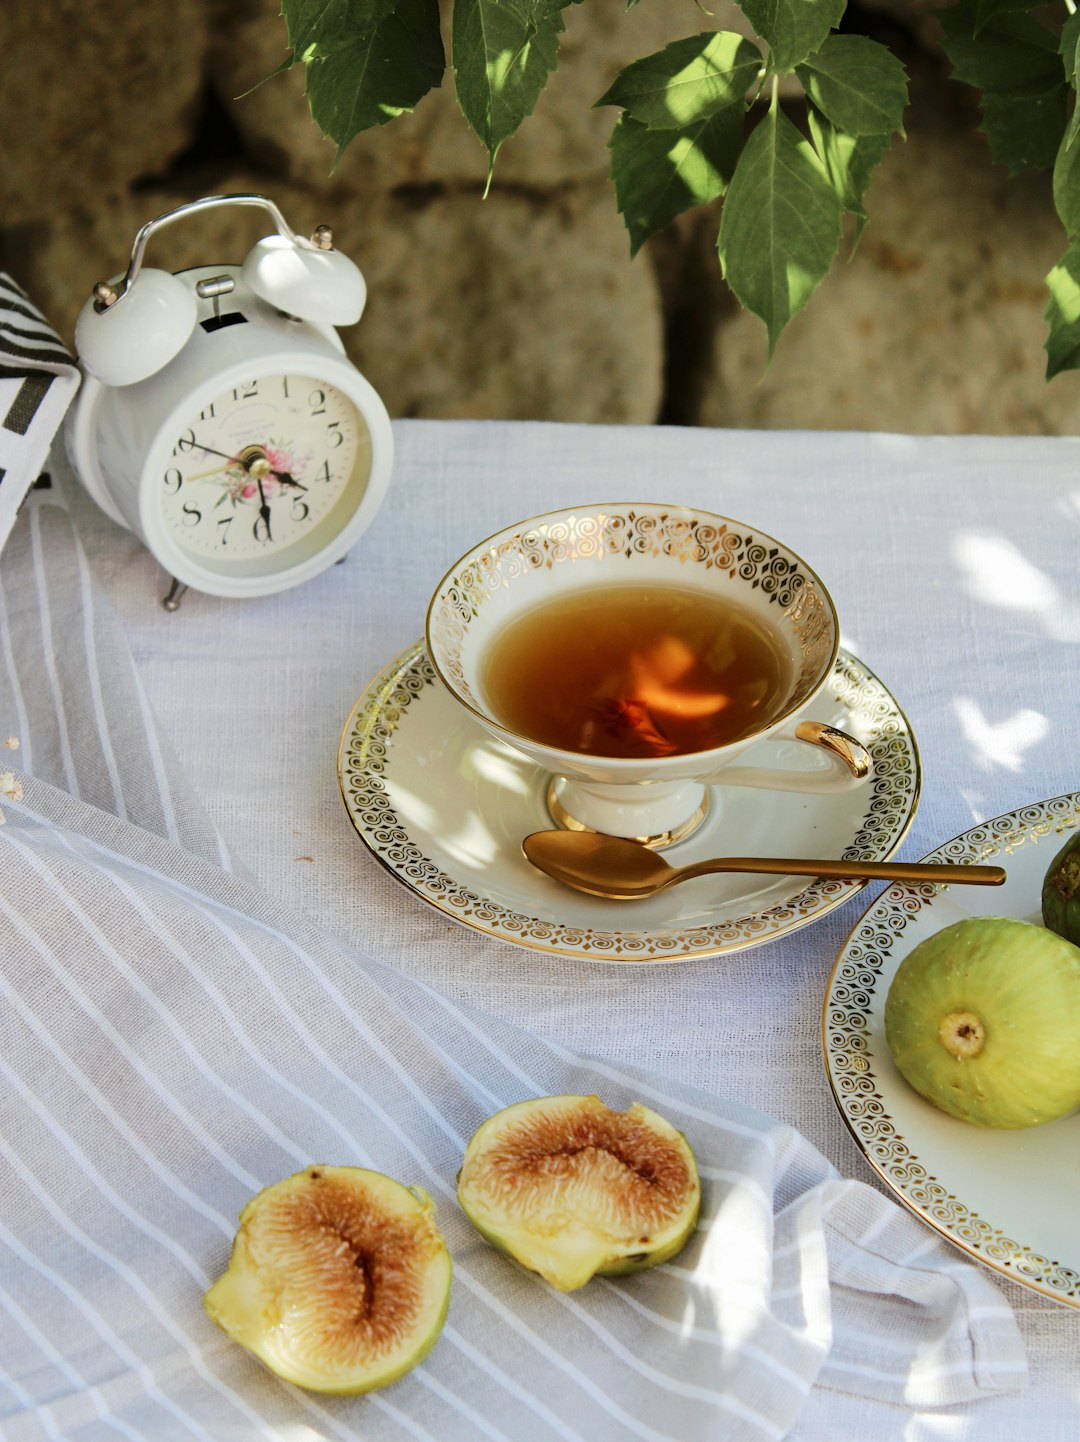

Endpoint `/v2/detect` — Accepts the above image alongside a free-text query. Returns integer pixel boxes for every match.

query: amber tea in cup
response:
[426,504,871,843]
[480,582,793,760]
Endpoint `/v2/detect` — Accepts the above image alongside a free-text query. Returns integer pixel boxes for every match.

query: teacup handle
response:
[711,721,872,793]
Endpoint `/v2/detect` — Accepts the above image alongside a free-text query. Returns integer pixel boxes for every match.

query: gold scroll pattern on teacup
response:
[432,509,833,713]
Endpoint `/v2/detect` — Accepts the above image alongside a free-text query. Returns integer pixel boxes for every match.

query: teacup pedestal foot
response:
[546,776,710,849]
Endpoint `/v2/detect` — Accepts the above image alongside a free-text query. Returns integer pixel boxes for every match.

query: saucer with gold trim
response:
[338,640,920,964]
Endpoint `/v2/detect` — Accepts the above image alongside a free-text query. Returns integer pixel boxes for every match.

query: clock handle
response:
[77,194,368,385]
[93,194,299,311]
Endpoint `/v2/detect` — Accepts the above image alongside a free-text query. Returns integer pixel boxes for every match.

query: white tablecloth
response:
[11,420,1080,1438]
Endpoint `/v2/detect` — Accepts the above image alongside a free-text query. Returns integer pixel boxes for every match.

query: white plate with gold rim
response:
[823,793,1080,1307]
[337,640,920,964]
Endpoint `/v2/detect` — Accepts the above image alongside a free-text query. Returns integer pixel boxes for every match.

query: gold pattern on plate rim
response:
[822,793,1080,1307]
[337,640,922,964]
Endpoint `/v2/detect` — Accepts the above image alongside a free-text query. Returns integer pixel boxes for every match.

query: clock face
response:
[159,373,371,573]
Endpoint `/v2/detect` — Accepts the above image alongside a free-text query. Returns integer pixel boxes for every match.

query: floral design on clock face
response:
[160,374,365,561]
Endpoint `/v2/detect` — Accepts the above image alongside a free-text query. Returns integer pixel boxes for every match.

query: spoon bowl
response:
[522,830,1007,901]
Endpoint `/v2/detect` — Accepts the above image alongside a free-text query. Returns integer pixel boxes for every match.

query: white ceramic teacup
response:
[425,504,871,845]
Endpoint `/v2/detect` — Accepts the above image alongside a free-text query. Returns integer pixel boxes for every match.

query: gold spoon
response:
[522,829,1007,900]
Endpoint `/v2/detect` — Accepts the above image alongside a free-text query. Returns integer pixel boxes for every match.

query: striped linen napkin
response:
[0,275,80,556]
[0,491,1028,1441]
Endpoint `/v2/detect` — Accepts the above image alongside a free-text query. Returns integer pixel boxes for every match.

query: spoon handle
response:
[678,857,1007,886]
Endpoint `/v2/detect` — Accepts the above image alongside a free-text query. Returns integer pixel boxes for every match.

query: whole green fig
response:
[1042,830,1080,946]
[885,916,1080,1128]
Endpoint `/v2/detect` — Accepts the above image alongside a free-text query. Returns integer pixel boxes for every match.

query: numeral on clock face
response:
[158,372,364,565]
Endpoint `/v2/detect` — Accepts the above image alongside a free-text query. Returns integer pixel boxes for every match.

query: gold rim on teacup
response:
[425,503,871,844]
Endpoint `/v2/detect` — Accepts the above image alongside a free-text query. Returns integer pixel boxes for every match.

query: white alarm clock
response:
[65,193,394,608]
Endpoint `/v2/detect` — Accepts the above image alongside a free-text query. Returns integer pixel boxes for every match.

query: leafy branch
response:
[269,0,1080,370]
[934,0,1080,376]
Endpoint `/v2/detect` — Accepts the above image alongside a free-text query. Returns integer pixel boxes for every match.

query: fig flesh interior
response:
[457,1095,700,1291]
[205,1166,451,1394]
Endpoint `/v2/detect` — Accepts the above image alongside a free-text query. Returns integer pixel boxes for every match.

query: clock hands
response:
[255,474,273,542]
[186,462,238,484]
[184,437,307,491]
[272,470,308,493]
[179,437,325,548]
[182,439,236,464]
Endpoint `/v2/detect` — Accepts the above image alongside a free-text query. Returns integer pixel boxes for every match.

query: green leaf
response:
[970,0,1048,32]
[609,108,745,254]
[279,0,444,158]
[1060,13,1080,151]
[1062,11,1080,79]
[1044,240,1080,377]
[1054,120,1080,234]
[940,2,1066,174]
[806,105,891,249]
[452,0,572,182]
[596,31,763,128]
[717,102,843,354]
[734,0,846,74]
[795,35,907,137]
[283,0,398,60]
[980,83,1068,174]
[939,3,1061,92]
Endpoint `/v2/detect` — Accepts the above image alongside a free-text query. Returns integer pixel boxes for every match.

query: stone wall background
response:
[4,0,1079,435]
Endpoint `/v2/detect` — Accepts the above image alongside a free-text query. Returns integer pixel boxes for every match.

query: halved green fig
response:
[457,1095,700,1291]
[1042,830,1080,946]
[884,916,1080,1128]
[204,1166,451,1394]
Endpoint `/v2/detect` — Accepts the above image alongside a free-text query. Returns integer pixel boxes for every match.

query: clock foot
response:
[162,578,189,612]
